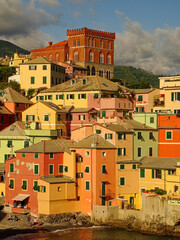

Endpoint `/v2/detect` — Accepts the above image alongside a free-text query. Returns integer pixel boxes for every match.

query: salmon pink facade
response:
[158,114,180,157]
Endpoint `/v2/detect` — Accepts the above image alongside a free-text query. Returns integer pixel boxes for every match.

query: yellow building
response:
[9,52,31,68]
[138,156,180,208]
[20,57,66,93]
[37,176,77,215]
[22,101,68,138]
[31,76,124,109]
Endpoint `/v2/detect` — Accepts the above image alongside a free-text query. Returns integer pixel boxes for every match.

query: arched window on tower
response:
[99,53,104,63]
[107,54,111,64]
[87,66,90,76]
[74,52,79,62]
[92,66,95,75]
[108,41,111,50]
[56,53,59,62]
[88,38,91,47]
[92,38,95,47]
[100,40,103,49]
[89,51,94,62]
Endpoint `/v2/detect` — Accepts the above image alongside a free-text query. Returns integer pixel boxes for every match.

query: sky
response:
[1,0,180,75]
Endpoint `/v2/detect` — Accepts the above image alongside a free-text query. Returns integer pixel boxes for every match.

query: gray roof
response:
[98,123,133,133]
[0,121,26,137]
[16,139,75,154]
[121,119,156,131]
[133,88,156,94]
[72,134,116,149]
[40,175,75,184]
[139,156,180,170]
[20,57,63,67]
[0,88,33,104]
[71,108,97,113]
[41,76,120,93]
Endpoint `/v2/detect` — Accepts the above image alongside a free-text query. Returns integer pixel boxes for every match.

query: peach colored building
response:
[134,88,160,113]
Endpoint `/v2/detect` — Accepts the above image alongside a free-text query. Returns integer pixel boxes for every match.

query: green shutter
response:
[72,94,75,99]
[67,95,69,100]
[78,94,80,99]
[120,164,125,170]
[102,111,106,117]
[110,134,112,139]
[120,178,125,185]
[94,93,98,99]
[142,107,144,112]
[38,186,40,192]
[86,181,90,190]
[105,134,107,139]
[62,94,64,100]
[152,169,154,178]
[10,163,14,173]
[26,115,28,121]
[36,96,38,101]
[33,115,35,121]
[124,148,126,155]
[56,95,58,100]
[45,95,47,100]
[140,169,145,178]
[34,165,39,174]
[59,165,63,173]
[35,65,37,70]
[171,92,174,101]
[43,76,47,84]
[118,148,120,156]
[84,94,86,99]
[159,170,162,179]
[29,66,31,70]
[136,107,138,112]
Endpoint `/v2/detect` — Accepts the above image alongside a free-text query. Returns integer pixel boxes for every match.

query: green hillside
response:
[0,40,30,58]
[113,66,159,88]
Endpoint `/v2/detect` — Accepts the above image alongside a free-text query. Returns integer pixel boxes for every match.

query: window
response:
[102,151,106,157]
[57,114,61,121]
[152,169,162,179]
[34,165,39,174]
[138,95,143,101]
[73,40,76,47]
[118,148,126,156]
[79,115,85,121]
[137,132,142,140]
[43,76,47,84]
[149,147,153,156]
[99,53,104,63]
[132,164,136,170]
[49,153,54,159]
[82,79,86,85]
[1,116,4,124]
[102,111,106,117]
[118,133,126,140]
[105,133,112,140]
[33,181,38,191]
[85,181,90,190]
[45,95,52,100]
[76,156,83,162]
[140,169,145,178]
[85,151,90,157]
[171,92,180,101]
[38,186,46,192]
[49,165,54,174]
[149,132,154,140]
[67,94,75,100]
[85,166,90,173]
[31,76,35,84]
[59,165,63,173]
[168,170,175,175]
[89,51,94,62]
[108,42,111,50]
[88,38,91,47]
[138,147,141,157]
[94,93,99,99]
[24,140,29,148]
[77,40,80,46]
[43,65,47,70]
[44,115,49,121]
[100,40,103,48]
[10,163,14,173]
[107,54,111,64]
[166,131,172,140]
[22,180,27,190]
[64,166,68,172]
[26,115,35,122]
[78,93,86,99]
[92,39,95,47]
[9,179,14,189]
[34,153,39,159]
[120,164,125,170]
[102,165,106,174]
[56,94,64,100]
[150,117,154,123]
[22,153,25,158]
[120,177,125,186]
[76,173,83,178]
[74,52,79,62]
[7,140,12,148]
[29,65,37,70]
[174,109,180,114]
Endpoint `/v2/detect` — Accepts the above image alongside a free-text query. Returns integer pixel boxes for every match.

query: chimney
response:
[48,41,53,47]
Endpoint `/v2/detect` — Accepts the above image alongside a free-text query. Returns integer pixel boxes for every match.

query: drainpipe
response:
[164,169,166,191]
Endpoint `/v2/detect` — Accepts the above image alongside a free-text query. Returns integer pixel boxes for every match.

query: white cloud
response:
[115,10,124,17]
[73,11,82,18]
[115,18,180,75]
[38,0,60,7]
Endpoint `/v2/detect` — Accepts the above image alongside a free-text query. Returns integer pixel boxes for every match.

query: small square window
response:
[102,151,106,157]
[120,177,125,186]
[150,117,154,123]
[7,140,12,148]
[85,166,90,173]
[102,165,106,174]
[22,153,26,158]
[137,132,142,140]
[85,151,90,157]
[166,131,172,140]
[59,165,63,173]
[64,166,68,172]
[120,164,125,170]
[49,153,54,159]
[34,153,39,159]
[44,115,49,121]
[132,164,136,170]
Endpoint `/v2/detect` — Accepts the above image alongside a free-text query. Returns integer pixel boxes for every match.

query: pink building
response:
[134,88,160,113]
[58,62,87,79]
[70,108,97,131]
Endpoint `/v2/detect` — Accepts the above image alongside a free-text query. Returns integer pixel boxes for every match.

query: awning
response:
[12,194,30,201]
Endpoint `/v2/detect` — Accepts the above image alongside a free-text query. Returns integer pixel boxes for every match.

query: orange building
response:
[158,114,180,157]
[31,27,115,79]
